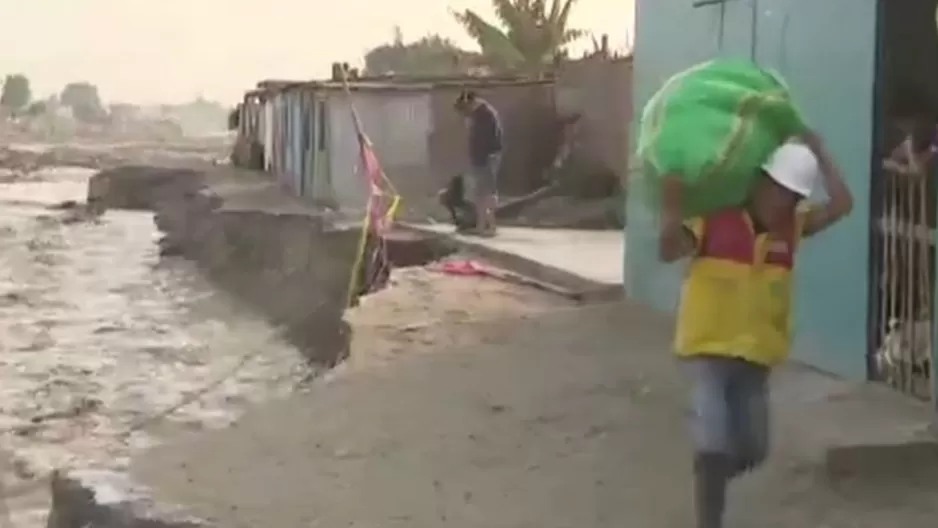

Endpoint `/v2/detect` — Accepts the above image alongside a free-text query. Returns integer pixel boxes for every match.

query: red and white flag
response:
[358,134,395,233]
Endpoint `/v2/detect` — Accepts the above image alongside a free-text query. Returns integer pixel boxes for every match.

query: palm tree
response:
[452,0,585,72]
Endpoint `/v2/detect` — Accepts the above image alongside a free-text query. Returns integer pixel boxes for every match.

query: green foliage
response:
[452,0,585,72]
[170,96,230,134]
[364,27,482,76]
[24,100,47,117]
[0,74,32,112]
[179,95,227,115]
[60,82,106,123]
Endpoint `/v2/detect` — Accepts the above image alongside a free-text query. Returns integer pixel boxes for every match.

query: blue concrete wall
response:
[626,0,877,380]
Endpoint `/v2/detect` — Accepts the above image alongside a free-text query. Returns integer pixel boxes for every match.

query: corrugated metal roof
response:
[251,76,553,96]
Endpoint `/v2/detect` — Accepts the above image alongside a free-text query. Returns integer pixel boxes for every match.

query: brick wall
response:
[554,57,633,187]
[428,82,557,196]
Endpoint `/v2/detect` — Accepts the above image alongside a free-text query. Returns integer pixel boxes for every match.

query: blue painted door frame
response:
[760,0,877,380]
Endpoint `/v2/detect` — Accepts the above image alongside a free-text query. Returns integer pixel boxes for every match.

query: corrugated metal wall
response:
[272,93,285,180]
[327,95,367,211]
[251,89,322,200]
[554,57,632,185]
[626,0,877,379]
[326,90,433,212]
[311,97,333,205]
[262,100,273,172]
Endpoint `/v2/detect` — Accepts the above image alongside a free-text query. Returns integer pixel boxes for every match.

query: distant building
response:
[238,73,557,219]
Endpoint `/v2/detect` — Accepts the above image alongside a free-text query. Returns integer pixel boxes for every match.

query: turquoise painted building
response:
[626,0,878,380]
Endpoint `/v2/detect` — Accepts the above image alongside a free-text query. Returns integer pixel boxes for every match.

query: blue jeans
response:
[468,152,501,201]
[682,355,770,466]
[681,355,770,528]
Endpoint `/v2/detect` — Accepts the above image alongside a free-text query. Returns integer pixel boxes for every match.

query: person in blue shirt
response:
[455,90,503,237]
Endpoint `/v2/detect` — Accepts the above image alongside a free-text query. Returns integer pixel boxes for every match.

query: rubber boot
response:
[693,452,734,528]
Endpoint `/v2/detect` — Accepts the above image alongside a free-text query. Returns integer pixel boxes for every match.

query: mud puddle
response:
[0,167,309,526]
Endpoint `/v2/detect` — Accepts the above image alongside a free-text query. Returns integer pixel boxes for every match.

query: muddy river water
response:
[0,167,310,526]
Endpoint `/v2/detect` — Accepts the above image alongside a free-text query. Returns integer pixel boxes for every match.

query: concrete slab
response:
[407,224,624,301]
[769,365,938,480]
[135,302,938,528]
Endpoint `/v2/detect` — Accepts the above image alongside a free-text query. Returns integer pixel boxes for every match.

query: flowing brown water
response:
[0,167,310,526]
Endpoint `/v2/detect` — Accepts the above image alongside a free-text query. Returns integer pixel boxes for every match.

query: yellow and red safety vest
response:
[675,208,808,366]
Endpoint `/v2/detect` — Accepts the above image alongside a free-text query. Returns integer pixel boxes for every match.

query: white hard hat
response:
[761,142,819,197]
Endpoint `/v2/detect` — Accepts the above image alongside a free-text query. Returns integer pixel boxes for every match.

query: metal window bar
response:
[874,147,935,400]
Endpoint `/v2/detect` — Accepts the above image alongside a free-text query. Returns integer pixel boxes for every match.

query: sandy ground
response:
[343,264,575,371]
[133,274,938,528]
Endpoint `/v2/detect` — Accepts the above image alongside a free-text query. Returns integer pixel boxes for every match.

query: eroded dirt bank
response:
[88,165,361,366]
[38,162,574,527]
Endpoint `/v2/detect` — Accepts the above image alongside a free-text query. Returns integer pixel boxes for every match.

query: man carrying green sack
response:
[658,130,853,528]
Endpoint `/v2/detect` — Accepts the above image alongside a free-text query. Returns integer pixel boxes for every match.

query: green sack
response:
[636,59,808,218]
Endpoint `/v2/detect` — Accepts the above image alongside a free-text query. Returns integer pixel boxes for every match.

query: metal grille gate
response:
[872,159,935,399]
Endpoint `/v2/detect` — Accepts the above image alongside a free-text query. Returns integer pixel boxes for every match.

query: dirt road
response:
[134,294,938,527]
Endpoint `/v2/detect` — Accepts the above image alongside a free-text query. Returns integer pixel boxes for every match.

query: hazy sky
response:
[0,0,634,105]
